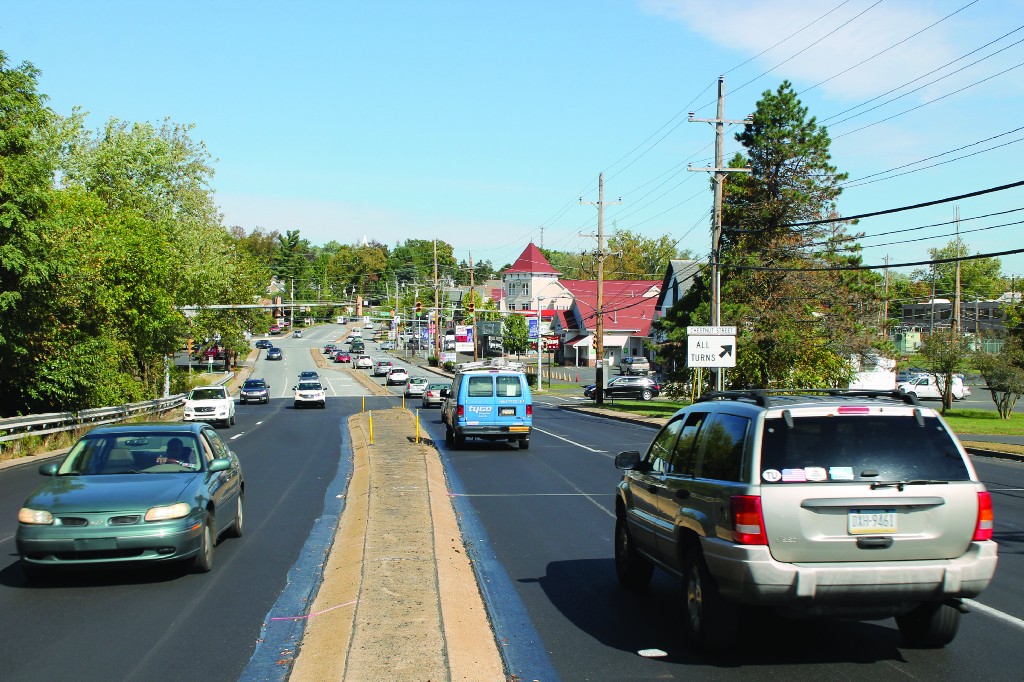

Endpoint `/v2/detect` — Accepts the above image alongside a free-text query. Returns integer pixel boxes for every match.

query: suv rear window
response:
[496,376,523,397]
[760,415,970,482]
[468,376,493,397]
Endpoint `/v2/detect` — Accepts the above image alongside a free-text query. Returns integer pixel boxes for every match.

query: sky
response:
[5,0,1024,288]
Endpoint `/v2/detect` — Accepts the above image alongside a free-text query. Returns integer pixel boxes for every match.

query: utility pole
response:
[954,207,962,334]
[433,238,441,358]
[689,76,752,391]
[469,252,478,361]
[883,255,890,338]
[580,173,620,405]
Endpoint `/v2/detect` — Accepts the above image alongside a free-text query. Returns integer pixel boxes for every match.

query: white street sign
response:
[687,335,736,368]
[687,325,737,336]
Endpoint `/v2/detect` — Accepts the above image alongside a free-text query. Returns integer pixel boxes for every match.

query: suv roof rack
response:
[694,389,920,408]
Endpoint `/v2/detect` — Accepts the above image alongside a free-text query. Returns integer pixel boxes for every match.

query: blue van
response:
[441,369,533,449]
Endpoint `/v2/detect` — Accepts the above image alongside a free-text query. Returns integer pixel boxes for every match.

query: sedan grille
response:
[56,517,88,527]
[109,515,142,525]
[194,406,215,413]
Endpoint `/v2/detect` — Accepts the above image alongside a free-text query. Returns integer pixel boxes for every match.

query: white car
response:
[183,386,236,427]
[293,381,326,408]
[355,355,373,369]
[349,329,362,339]
[898,374,967,400]
[404,377,428,397]
[386,367,409,385]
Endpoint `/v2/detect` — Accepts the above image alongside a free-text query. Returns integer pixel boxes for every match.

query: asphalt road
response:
[3,325,1023,681]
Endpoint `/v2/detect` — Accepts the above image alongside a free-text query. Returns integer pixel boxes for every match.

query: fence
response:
[0,395,187,445]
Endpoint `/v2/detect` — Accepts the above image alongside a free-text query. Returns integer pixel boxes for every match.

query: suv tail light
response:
[457,405,464,418]
[730,496,767,545]
[974,491,994,541]
[526,404,533,416]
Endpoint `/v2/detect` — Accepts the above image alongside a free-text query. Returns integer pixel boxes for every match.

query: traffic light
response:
[467,302,475,314]
[415,300,422,315]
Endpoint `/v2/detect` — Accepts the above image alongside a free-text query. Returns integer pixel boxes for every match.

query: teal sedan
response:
[16,422,244,580]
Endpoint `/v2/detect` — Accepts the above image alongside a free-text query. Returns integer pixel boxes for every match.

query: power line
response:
[727,246,1024,274]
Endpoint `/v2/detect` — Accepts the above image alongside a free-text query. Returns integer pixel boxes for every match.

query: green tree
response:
[910,239,1005,302]
[920,330,971,413]
[974,340,1024,418]
[709,81,880,388]
[502,313,530,358]
[605,229,690,280]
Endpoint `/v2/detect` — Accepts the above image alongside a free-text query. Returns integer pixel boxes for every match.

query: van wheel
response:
[614,517,652,590]
[896,602,960,647]
[445,425,454,447]
[683,549,737,651]
[453,431,466,449]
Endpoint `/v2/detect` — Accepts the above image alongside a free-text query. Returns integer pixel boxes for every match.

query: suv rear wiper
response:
[870,479,950,491]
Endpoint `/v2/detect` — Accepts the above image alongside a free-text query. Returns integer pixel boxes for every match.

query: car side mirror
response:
[440,388,449,398]
[209,458,231,473]
[614,450,643,471]
[39,462,59,476]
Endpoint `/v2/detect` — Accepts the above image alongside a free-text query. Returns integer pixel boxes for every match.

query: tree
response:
[605,228,691,280]
[502,313,530,359]
[974,341,1024,418]
[920,330,971,413]
[910,239,1005,302]
[702,81,881,388]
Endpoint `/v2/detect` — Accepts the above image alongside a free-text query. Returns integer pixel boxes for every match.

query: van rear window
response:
[496,376,523,397]
[468,376,493,397]
[760,415,969,482]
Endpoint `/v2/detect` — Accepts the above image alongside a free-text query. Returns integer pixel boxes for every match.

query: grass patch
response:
[589,399,688,419]
[938,409,1024,436]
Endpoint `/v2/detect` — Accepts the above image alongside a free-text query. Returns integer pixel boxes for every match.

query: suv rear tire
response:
[683,549,738,651]
[896,601,960,648]
[615,517,653,590]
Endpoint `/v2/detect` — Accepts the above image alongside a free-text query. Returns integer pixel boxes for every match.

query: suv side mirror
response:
[614,450,643,470]
[440,388,450,398]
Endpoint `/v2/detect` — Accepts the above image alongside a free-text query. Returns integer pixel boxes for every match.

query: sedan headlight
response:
[18,508,53,525]
[145,502,192,522]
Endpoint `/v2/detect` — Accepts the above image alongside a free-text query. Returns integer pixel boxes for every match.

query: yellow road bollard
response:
[361,396,365,413]
[415,409,420,443]
[368,410,374,445]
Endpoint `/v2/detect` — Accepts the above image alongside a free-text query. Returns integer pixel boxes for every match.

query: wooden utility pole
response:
[580,173,619,405]
[689,76,752,391]
[433,239,440,358]
[469,252,478,361]
[954,206,962,333]
[882,255,890,338]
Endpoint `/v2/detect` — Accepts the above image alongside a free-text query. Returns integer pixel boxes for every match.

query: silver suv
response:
[614,389,997,650]
[619,356,650,375]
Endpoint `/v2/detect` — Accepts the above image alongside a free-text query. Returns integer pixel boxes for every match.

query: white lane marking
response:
[255,421,264,426]
[532,427,606,453]
[230,433,244,440]
[964,599,1024,630]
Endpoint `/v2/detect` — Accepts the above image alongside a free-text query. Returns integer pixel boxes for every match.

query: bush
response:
[428,355,439,366]
[443,361,456,372]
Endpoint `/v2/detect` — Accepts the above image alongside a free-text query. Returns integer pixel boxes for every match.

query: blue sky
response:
[6,0,1024,285]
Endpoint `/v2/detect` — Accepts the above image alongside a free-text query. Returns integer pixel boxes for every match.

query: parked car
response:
[613,389,997,651]
[373,360,394,377]
[292,381,326,409]
[619,356,651,375]
[584,376,660,401]
[421,382,449,408]
[334,351,351,363]
[239,378,270,404]
[298,370,320,381]
[355,355,373,369]
[254,339,272,349]
[16,421,245,579]
[404,377,428,398]
[269,324,281,335]
[898,374,967,400]
[266,347,283,361]
[183,386,235,427]
[441,369,533,449]
[386,367,409,385]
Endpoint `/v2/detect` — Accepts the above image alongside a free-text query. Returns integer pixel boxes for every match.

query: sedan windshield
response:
[59,434,205,475]
[190,388,226,400]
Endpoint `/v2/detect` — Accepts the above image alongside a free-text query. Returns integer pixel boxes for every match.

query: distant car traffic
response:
[898,374,968,400]
[15,422,244,579]
[334,351,351,363]
[293,330,302,338]
[379,341,394,351]
[254,339,272,349]
[269,324,281,335]
[266,347,283,361]
[386,367,409,385]
[323,344,337,355]
[239,378,270,404]
[584,376,660,401]
[373,360,394,377]
[355,355,373,369]
[298,370,320,381]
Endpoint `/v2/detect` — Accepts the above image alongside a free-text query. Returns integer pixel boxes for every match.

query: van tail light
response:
[730,495,767,545]
[526,404,533,416]
[974,491,994,541]
[457,405,464,418]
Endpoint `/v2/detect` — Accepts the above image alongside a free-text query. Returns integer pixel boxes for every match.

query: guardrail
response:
[0,395,187,444]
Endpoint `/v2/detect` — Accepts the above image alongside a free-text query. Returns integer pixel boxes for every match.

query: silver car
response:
[614,389,997,651]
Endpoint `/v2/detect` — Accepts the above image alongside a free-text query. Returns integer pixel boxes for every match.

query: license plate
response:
[848,509,897,535]
[75,538,117,551]
[507,425,529,432]
[499,407,516,416]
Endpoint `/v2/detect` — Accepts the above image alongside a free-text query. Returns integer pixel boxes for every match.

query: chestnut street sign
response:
[686,326,737,368]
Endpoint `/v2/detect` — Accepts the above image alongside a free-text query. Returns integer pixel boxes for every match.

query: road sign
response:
[687,335,736,368]
[687,325,737,336]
